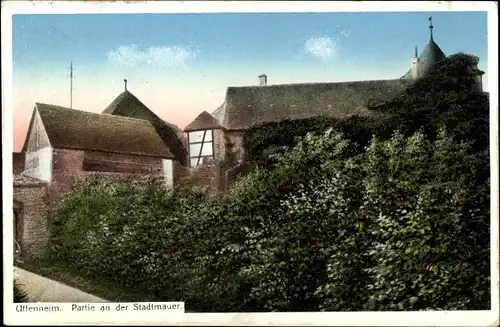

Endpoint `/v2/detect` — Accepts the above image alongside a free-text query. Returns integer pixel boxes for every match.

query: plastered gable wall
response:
[23,109,53,182]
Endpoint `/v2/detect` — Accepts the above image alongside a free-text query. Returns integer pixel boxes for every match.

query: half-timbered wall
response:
[188,130,215,167]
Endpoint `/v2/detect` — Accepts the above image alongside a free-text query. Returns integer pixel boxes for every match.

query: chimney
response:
[258,74,267,86]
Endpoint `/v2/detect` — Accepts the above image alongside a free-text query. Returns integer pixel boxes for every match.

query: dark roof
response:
[103,90,188,165]
[212,79,410,130]
[184,111,223,132]
[103,90,147,116]
[36,103,175,158]
[14,174,47,187]
[419,39,446,76]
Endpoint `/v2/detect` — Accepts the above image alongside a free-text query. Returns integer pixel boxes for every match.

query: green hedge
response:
[46,53,490,312]
[47,128,489,311]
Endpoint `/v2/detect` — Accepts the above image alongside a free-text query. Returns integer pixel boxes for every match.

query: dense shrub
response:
[48,127,490,311]
[47,52,490,311]
[226,129,489,311]
[48,176,215,302]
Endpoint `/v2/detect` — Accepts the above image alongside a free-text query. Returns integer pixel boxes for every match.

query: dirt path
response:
[14,267,109,303]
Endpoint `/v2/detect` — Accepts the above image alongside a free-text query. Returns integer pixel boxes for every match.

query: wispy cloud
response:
[107,44,197,69]
[304,36,340,61]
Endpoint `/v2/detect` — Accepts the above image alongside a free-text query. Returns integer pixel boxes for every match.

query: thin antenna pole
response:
[429,16,434,41]
[70,61,73,109]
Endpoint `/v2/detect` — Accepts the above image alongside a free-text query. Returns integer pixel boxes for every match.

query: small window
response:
[188,130,215,167]
[189,130,213,142]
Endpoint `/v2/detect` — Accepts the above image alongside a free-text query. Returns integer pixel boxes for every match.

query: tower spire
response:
[124,79,128,91]
[429,16,434,41]
[414,45,418,58]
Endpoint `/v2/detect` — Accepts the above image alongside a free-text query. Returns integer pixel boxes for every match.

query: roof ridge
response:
[36,102,154,124]
[228,78,404,89]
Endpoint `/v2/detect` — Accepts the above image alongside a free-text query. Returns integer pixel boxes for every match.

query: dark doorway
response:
[13,200,23,254]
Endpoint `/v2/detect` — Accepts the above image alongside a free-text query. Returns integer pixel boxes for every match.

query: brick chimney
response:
[258,74,267,86]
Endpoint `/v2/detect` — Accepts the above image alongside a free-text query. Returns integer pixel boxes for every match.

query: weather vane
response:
[429,16,434,41]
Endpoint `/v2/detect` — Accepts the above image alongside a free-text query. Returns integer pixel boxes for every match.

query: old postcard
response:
[2,1,499,326]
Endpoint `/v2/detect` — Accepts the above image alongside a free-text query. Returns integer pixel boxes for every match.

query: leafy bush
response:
[208,128,489,311]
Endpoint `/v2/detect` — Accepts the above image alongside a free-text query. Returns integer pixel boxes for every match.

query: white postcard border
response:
[2,1,498,326]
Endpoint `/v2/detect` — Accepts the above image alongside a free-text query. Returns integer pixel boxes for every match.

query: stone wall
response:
[49,149,173,200]
[224,130,245,162]
[181,129,250,194]
[13,180,49,259]
[50,149,85,200]
[213,129,227,161]
[180,160,227,195]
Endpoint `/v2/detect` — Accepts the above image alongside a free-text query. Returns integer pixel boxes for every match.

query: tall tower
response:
[419,17,446,77]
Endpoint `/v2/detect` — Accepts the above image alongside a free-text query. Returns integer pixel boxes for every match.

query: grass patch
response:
[17,259,158,302]
[14,279,31,303]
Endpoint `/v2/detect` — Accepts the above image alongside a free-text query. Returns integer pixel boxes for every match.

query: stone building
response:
[401,17,485,90]
[102,83,189,185]
[183,18,486,191]
[22,102,176,199]
[14,101,177,258]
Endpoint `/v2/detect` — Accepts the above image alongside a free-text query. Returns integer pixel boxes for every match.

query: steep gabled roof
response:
[184,111,223,132]
[212,79,410,130]
[103,90,188,165]
[36,103,174,159]
[103,90,149,116]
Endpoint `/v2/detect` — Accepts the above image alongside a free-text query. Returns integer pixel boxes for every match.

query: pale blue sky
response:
[11,11,489,151]
[13,12,488,72]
